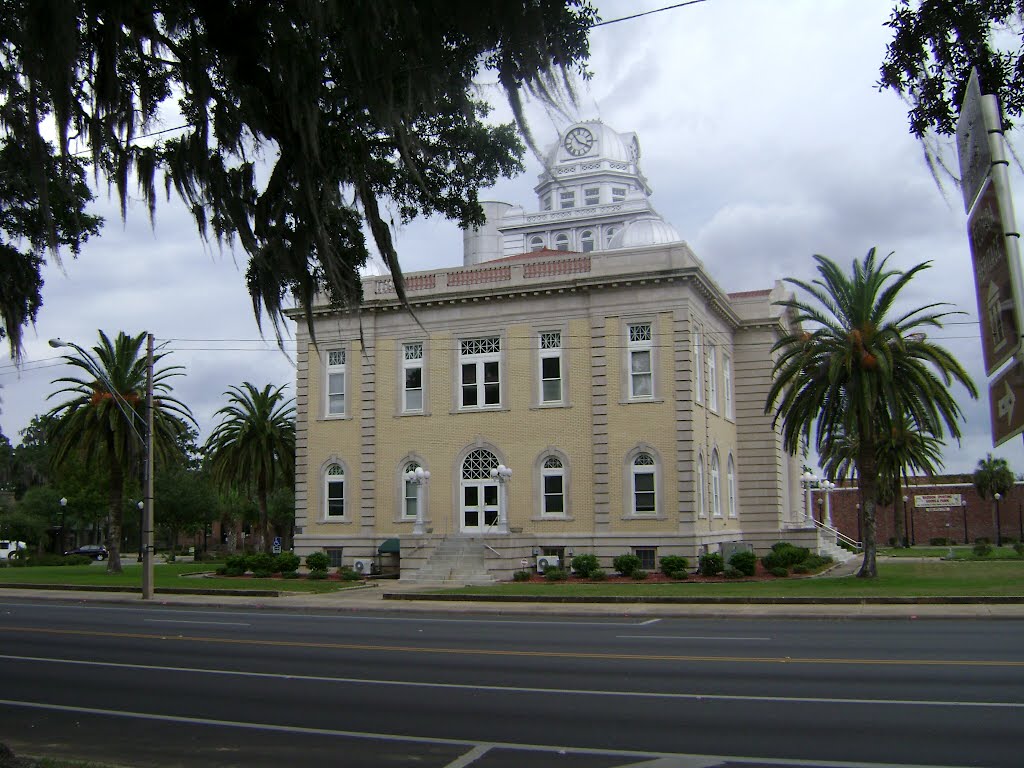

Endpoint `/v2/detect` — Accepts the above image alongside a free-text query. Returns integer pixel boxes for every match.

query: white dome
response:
[546,121,638,166]
[607,215,681,249]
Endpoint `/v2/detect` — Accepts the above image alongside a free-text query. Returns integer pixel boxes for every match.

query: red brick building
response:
[809,475,1024,545]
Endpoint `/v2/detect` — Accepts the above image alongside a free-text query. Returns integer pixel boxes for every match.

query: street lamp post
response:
[820,480,835,528]
[489,464,513,534]
[962,499,969,545]
[994,492,1003,548]
[50,334,155,599]
[800,471,817,525]
[59,497,67,553]
[902,495,909,548]
[403,466,431,535]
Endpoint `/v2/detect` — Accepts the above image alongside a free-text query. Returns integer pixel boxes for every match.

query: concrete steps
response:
[402,536,496,585]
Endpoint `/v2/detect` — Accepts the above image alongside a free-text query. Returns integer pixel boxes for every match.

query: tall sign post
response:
[957,69,1024,446]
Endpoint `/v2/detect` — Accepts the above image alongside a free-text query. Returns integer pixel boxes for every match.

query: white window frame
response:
[579,229,595,252]
[459,336,502,410]
[697,453,707,518]
[559,190,575,209]
[324,463,346,520]
[710,450,722,518]
[529,235,545,252]
[583,187,600,206]
[707,342,718,413]
[627,322,654,400]
[539,331,564,404]
[631,453,657,516]
[727,454,737,518]
[325,348,346,417]
[723,352,733,419]
[542,194,552,211]
[611,186,627,202]
[403,461,421,519]
[693,327,704,404]
[605,226,618,247]
[541,455,566,518]
[402,342,424,413]
[554,232,570,250]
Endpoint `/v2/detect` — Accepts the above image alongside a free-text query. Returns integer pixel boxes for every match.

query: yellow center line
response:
[3,625,1022,667]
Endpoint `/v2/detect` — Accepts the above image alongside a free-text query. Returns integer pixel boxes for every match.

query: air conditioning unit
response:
[352,558,375,575]
[536,555,560,573]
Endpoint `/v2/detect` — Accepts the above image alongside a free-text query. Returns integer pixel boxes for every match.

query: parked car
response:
[0,541,26,561]
[64,544,108,561]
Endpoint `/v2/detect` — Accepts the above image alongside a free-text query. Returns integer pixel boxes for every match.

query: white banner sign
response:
[914,494,962,508]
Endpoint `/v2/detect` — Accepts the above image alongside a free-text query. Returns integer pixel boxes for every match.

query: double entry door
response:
[461,481,499,533]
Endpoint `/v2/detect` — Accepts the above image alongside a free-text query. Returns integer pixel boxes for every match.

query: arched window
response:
[727,454,737,518]
[554,232,569,251]
[710,450,722,518]
[697,453,707,518]
[325,464,345,519]
[632,453,657,515]
[541,455,565,517]
[403,461,420,519]
[579,230,595,252]
[529,235,545,252]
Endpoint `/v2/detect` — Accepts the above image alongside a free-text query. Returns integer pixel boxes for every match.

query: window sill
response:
[396,410,431,418]
[321,517,352,524]
[531,402,571,410]
[531,515,575,522]
[452,405,508,414]
[319,414,352,422]
[621,514,667,521]
[618,397,664,405]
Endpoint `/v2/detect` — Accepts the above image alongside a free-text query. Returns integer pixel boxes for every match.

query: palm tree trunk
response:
[893,478,906,548]
[857,441,879,578]
[107,463,124,574]
[257,484,270,554]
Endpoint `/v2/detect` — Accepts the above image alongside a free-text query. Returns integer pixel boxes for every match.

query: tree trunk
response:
[257,484,270,554]
[857,441,879,578]
[107,464,124,574]
[893,479,907,548]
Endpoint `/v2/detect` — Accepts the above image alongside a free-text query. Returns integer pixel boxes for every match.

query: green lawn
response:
[0,562,358,593]
[878,545,1024,560]
[440,561,1024,598]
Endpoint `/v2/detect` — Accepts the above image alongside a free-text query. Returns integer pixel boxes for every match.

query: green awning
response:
[377,538,401,554]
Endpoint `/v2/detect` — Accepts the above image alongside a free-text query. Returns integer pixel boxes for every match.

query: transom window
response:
[628,323,653,399]
[326,348,345,416]
[541,455,565,517]
[403,342,423,413]
[632,453,657,515]
[460,337,501,409]
[463,449,499,479]
[325,464,345,519]
[539,331,563,404]
[584,187,600,206]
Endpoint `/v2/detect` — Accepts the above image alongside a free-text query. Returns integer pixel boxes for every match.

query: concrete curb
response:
[0,582,283,597]
[382,593,1024,605]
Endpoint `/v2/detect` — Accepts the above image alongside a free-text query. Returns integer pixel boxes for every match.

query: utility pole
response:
[142,333,155,600]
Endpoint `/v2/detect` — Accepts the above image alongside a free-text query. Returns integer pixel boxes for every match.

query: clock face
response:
[564,126,594,157]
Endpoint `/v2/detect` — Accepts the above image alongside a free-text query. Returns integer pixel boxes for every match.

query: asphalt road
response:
[0,599,1021,767]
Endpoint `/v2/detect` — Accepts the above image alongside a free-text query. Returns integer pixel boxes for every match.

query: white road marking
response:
[145,619,251,627]
[442,744,491,767]
[616,635,771,641]
[636,619,661,625]
[0,653,1018,710]
[0,697,971,768]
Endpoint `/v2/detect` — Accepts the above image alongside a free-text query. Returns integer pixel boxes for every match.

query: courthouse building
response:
[290,121,841,580]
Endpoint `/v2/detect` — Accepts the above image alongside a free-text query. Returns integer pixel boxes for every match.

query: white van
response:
[0,540,26,561]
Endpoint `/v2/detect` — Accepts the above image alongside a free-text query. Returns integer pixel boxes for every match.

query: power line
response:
[593,0,710,28]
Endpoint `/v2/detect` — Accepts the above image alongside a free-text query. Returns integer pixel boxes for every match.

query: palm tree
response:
[766,249,976,577]
[973,454,1015,546]
[204,383,295,553]
[46,331,194,573]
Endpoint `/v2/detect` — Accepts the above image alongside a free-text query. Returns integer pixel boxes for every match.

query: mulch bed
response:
[522,562,831,584]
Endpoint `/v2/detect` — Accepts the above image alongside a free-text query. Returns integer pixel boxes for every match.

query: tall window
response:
[404,461,420,519]
[632,453,657,515]
[693,327,704,404]
[710,451,722,518]
[579,230,595,252]
[541,456,565,517]
[727,455,737,518]
[403,342,423,412]
[325,464,345,519]
[554,232,569,250]
[559,190,575,209]
[539,331,563,403]
[707,343,718,412]
[723,353,733,419]
[326,349,345,416]
[584,187,600,206]
[460,337,501,409]
[628,323,653,399]
[529,235,545,252]
[697,454,707,518]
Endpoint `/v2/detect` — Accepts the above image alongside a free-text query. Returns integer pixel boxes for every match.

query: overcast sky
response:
[1,0,1020,476]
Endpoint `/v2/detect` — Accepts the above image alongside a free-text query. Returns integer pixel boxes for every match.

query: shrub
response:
[802,554,834,570]
[306,551,330,572]
[975,537,991,545]
[887,537,898,547]
[247,552,275,573]
[762,542,809,570]
[973,541,993,557]
[338,567,361,581]
[729,550,757,577]
[1014,542,1024,556]
[224,565,246,577]
[281,570,300,579]
[930,537,953,546]
[215,566,228,575]
[723,565,744,579]
[769,566,788,577]
[513,569,531,581]
[225,554,248,571]
[251,568,273,578]
[612,553,642,577]
[792,564,810,574]
[589,569,607,581]
[544,567,568,581]
[570,553,600,578]
[659,555,689,576]
[274,552,300,573]
[632,569,649,580]
[306,569,328,580]
[667,569,688,580]
[698,552,724,576]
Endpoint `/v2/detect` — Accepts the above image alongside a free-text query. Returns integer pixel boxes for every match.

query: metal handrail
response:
[804,513,863,552]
